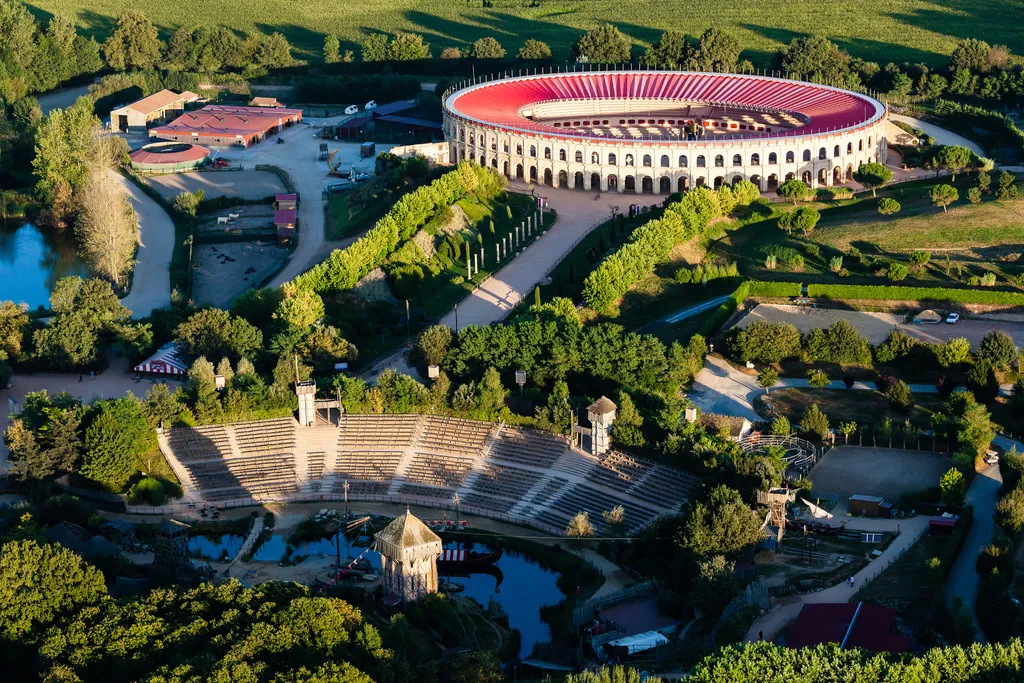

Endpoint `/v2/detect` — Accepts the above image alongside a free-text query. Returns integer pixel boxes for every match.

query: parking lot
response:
[905,318,1024,348]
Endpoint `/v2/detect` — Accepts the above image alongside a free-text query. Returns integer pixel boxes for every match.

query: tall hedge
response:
[748,281,802,298]
[582,187,722,311]
[291,163,505,294]
[807,283,1024,306]
[697,281,750,338]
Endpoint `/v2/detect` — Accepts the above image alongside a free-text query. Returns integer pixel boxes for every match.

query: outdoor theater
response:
[442,70,888,193]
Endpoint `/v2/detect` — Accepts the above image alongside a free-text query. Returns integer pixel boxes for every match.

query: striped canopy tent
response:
[438,548,467,562]
[134,341,188,376]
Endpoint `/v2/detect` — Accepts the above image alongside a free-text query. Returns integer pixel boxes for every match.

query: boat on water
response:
[437,545,503,566]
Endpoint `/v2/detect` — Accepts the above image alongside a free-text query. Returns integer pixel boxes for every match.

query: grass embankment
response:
[765,387,945,426]
[31,0,1022,65]
[326,187,409,241]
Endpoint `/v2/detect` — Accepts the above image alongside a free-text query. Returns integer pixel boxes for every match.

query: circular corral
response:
[739,433,818,470]
[129,141,211,172]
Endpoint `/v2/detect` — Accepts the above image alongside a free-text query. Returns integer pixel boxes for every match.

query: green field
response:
[26,0,1024,65]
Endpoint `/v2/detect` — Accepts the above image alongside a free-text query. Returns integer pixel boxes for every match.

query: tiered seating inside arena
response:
[234,418,295,455]
[306,452,326,480]
[632,465,701,510]
[542,486,660,533]
[473,462,543,500]
[166,424,232,461]
[338,414,418,449]
[489,427,566,467]
[405,452,475,488]
[587,450,651,489]
[183,454,297,501]
[333,451,404,495]
[451,72,877,138]
[461,492,516,513]
[418,416,493,457]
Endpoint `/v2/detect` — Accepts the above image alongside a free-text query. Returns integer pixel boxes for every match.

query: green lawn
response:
[28,0,1023,65]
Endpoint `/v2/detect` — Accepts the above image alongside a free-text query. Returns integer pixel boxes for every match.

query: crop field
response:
[27,0,1024,64]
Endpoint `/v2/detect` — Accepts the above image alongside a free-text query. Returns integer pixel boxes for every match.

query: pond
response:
[0,222,90,309]
[188,533,245,561]
[253,534,564,658]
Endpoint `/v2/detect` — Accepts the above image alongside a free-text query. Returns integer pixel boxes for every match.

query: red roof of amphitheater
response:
[129,143,210,165]
[446,72,883,141]
[151,104,302,138]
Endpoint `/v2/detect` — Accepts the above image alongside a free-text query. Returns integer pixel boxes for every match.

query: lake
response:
[188,533,245,561]
[254,533,564,658]
[0,222,90,309]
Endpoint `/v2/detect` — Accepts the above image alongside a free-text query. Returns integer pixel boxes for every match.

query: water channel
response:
[253,533,565,658]
[0,222,90,308]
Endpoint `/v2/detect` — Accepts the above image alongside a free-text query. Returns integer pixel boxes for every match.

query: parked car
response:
[946,312,960,324]
[986,450,1000,465]
[344,105,358,115]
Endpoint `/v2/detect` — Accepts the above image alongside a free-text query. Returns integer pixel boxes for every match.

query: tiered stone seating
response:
[543,485,660,533]
[461,492,516,514]
[339,414,419,449]
[306,452,326,480]
[234,418,295,455]
[632,465,701,509]
[489,427,565,467]
[167,425,232,462]
[587,450,651,489]
[473,462,542,500]
[399,483,452,500]
[333,451,403,484]
[419,416,492,457]
[183,454,297,500]
[405,452,475,488]
[529,476,570,506]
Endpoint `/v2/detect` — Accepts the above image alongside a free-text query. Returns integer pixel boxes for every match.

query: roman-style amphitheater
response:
[442,70,888,194]
[158,415,700,535]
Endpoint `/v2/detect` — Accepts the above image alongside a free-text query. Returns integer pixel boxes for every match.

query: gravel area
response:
[146,170,287,200]
[192,241,290,309]
[809,445,951,508]
[734,304,904,344]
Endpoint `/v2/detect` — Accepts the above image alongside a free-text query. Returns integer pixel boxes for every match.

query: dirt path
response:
[890,114,986,159]
[118,172,175,317]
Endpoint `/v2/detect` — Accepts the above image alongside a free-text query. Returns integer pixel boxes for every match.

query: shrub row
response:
[698,281,751,338]
[582,187,722,311]
[291,163,505,294]
[934,99,1024,157]
[748,281,802,298]
[807,283,1024,306]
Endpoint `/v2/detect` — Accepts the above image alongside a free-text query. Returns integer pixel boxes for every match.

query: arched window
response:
[818,147,827,160]
[679,155,688,167]
[503,141,509,153]
[469,133,475,145]
[591,152,600,164]
[625,154,635,166]
[491,139,497,151]
[714,155,724,167]
[803,149,811,162]
[459,129,465,141]
[609,153,617,165]
[516,144,522,155]
[642,154,652,167]
[768,152,777,164]
[868,137,873,148]
[660,155,670,168]
[859,139,864,151]
[697,155,706,168]
[575,150,583,163]
[732,154,742,166]
[544,147,551,160]
[786,151,795,163]
[559,149,566,161]
[833,145,840,158]
[529,145,536,157]
[751,153,760,165]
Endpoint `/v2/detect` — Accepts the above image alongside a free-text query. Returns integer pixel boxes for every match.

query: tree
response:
[877,197,901,215]
[977,170,992,193]
[568,666,659,683]
[81,397,154,491]
[33,278,132,370]
[940,467,966,506]
[472,37,505,59]
[417,324,453,368]
[602,505,627,536]
[5,393,82,481]
[887,261,909,281]
[175,308,263,360]
[937,337,972,367]
[0,540,107,641]
[518,39,552,61]
[806,369,830,388]
[790,207,820,234]
[565,511,594,553]
[451,651,503,683]
[781,35,850,80]
[475,366,507,417]
[887,379,914,410]
[839,421,858,444]
[950,38,992,73]
[930,183,959,212]
[323,34,340,63]
[853,162,892,196]
[679,485,763,558]
[693,28,741,72]
[0,300,29,359]
[776,179,810,204]
[388,33,431,61]
[770,416,791,436]
[976,330,1017,370]
[274,287,325,330]
[690,554,736,613]
[800,404,830,441]
[33,96,100,209]
[933,145,974,182]
[76,158,137,288]
[756,366,779,394]
[571,25,630,64]
[102,10,162,70]
[727,321,801,363]
[361,33,389,62]
[644,30,691,69]
[611,390,644,447]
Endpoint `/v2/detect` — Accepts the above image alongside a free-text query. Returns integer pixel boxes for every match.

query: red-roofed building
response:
[274,193,298,243]
[110,89,200,133]
[786,602,909,653]
[150,104,303,148]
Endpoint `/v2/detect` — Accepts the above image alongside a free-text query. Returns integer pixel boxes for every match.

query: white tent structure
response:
[607,631,669,655]
[133,341,188,376]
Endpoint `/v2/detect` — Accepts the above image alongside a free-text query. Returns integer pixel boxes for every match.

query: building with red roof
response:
[786,602,910,653]
[442,70,888,194]
[150,104,303,148]
[128,142,211,172]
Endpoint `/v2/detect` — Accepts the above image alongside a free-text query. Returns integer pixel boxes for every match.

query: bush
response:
[887,379,914,410]
[805,244,821,259]
[877,197,901,215]
[887,262,910,281]
[807,284,1024,306]
[968,187,983,203]
[806,369,830,388]
[940,468,966,506]
[770,416,791,436]
[800,404,831,441]
[128,477,166,506]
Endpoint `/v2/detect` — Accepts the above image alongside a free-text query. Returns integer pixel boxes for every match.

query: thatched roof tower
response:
[375,510,443,604]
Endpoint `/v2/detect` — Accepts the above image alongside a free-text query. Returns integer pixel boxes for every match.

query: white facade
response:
[442,73,888,195]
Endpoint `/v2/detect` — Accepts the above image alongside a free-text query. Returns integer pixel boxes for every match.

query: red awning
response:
[134,341,188,376]
[439,548,467,562]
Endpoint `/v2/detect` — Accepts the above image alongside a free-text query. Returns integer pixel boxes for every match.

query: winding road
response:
[117,173,175,318]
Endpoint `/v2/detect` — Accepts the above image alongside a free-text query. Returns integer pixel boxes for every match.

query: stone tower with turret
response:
[587,396,617,455]
[375,510,443,603]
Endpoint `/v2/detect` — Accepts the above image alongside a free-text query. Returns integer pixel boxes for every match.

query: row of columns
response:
[463,213,541,279]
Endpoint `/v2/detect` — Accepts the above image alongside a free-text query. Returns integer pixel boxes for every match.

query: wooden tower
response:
[375,510,443,604]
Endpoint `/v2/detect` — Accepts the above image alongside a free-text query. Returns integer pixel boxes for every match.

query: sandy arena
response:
[146,170,288,201]
[808,445,952,512]
[734,304,903,345]
[192,241,290,309]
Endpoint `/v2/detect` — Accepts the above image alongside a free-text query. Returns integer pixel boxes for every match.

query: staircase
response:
[295,425,340,493]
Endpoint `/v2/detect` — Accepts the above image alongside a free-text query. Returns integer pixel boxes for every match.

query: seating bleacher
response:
[587,450,651,489]
[307,452,326,480]
[461,492,516,514]
[418,416,492,457]
[631,465,700,509]
[544,484,660,533]
[400,483,452,500]
[234,418,295,455]
[167,425,232,462]
[183,453,297,500]
[405,452,475,488]
[472,462,542,500]
[334,451,403,483]
[489,427,566,468]
[339,414,419,449]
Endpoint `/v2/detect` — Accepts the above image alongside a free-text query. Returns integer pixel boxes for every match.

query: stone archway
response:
[608,174,618,190]
[696,177,707,187]
[750,174,761,189]
[801,171,812,185]
[817,168,828,186]
[529,166,537,182]
[591,173,600,191]
[516,164,523,179]
[767,174,778,190]
[678,176,689,192]
[659,176,671,194]
[624,175,636,192]
[503,161,509,177]
[846,164,854,181]
[713,176,724,189]
[785,172,795,181]
[732,175,743,185]
[544,168,553,186]
[833,166,842,185]
[557,170,568,188]
[641,176,654,194]
[574,171,584,190]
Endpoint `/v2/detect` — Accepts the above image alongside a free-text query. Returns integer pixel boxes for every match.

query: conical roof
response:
[588,396,617,415]
[375,510,441,551]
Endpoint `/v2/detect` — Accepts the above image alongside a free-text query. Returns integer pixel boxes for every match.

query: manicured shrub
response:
[806,284,1024,306]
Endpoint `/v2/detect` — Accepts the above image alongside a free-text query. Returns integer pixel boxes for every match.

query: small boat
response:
[437,545,503,566]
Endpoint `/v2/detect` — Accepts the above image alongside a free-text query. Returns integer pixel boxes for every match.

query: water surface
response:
[0,222,89,308]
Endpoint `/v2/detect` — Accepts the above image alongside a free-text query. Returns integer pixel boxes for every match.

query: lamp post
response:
[343,479,350,519]
[453,492,461,527]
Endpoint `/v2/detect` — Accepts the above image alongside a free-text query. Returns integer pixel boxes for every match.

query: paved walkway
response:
[890,114,986,159]
[688,355,939,421]
[118,172,174,318]
[366,183,663,376]
[744,514,930,643]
